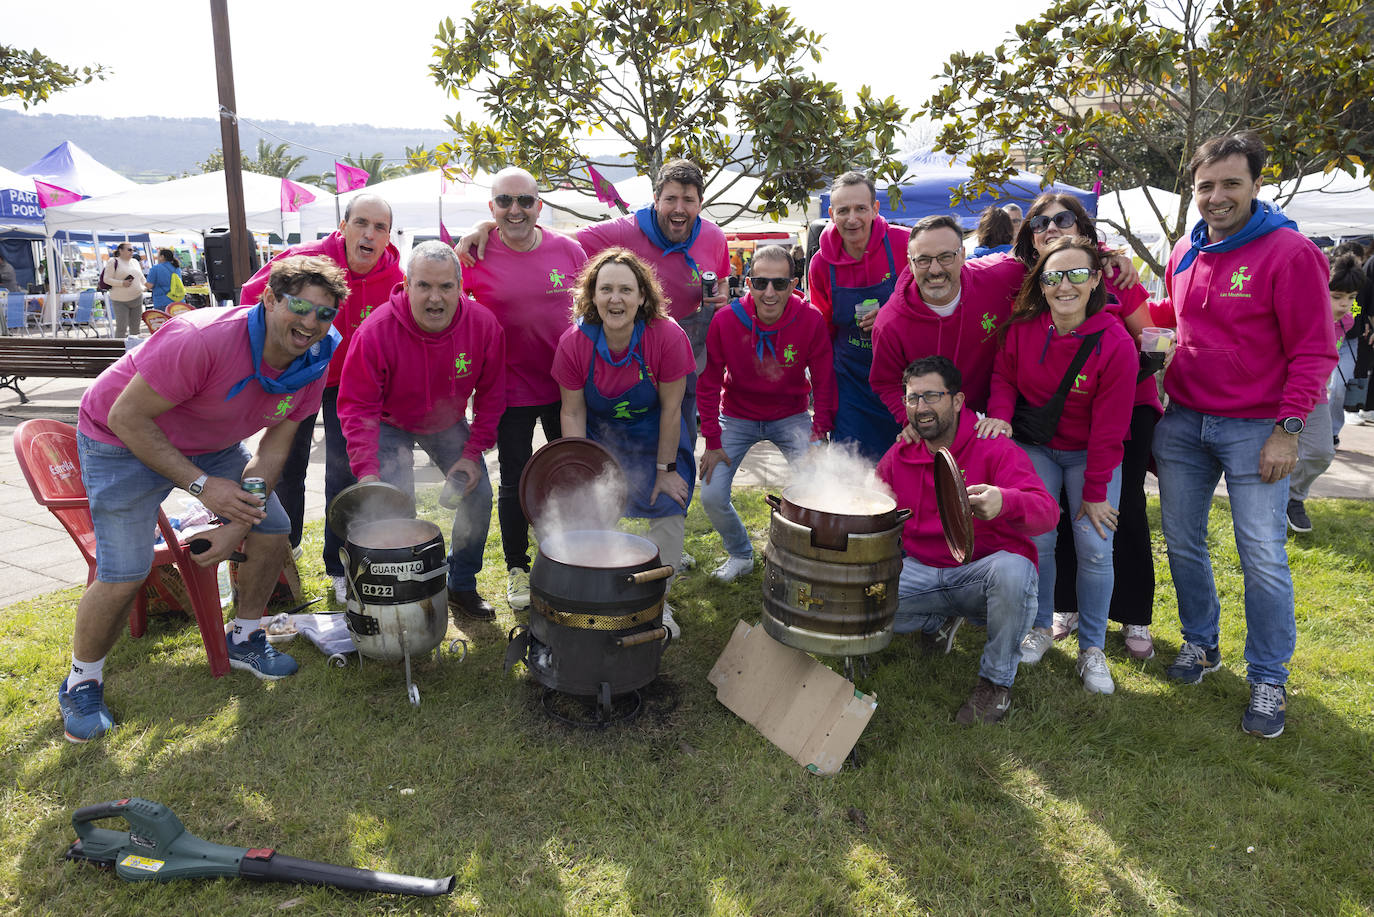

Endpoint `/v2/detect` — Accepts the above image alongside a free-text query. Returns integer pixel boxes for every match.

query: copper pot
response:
[766,485,912,552]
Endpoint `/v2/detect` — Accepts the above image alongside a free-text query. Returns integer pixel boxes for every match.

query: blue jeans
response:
[700,412,811,559]
[1153,404,1296,684]
[895,550,1037,687]
[276,386,355,576]
[1022,443,1120,650]
[1330,342,1357,438]
[376,421,492,594]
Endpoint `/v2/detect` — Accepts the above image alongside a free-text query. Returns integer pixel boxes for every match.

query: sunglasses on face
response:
[1039,267,1096,286]
[281,293,339,323]
[749,276,792,292]
[493,194,537,209]
[1028,211,1078,234]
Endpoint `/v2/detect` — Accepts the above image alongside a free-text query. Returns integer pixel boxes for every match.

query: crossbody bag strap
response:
[1044,329,1106,411]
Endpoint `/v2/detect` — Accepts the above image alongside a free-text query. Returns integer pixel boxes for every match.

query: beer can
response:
[241,477,268,505]
[701,271,718,301]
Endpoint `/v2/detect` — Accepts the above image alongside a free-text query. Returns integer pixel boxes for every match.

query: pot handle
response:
[624,565,675,585]
[895,508,913,523]
[765,494,782,510]
[616,626,668,648]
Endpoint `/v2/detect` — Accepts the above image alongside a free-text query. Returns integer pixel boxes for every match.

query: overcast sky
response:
[4,0,1036,141]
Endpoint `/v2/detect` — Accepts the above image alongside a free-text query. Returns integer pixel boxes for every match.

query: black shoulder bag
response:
[1011,329,1105,445]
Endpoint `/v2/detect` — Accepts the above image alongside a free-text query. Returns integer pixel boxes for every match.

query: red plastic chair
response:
[12,418,230,677]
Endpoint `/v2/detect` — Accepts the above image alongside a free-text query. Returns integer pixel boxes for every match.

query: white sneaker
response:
[1020,628,1054,665]
[678,550,696,571]
[1359,410,1374,425]
[507,567,531,610]
[1077,646,1116,694]
[711,554,754,582]
[1052,612,1079,641]
[332,575,348,604]
[661,602,681,640]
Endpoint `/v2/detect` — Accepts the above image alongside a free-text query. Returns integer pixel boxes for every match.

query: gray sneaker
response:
[921,616,963,655]
[1019,628,1054,665]
[1076,646,1115,694]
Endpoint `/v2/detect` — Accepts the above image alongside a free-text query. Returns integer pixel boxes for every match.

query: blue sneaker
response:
[1166,641,1222,684]
[1242,683,1286,738]
[227,629,299,680]
[58,678,114,743]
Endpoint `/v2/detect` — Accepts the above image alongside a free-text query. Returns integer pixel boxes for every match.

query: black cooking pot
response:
[530,530,673,617]
[343,518,447,606]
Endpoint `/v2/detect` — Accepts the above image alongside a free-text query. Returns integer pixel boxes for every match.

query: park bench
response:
[0,337,125,404]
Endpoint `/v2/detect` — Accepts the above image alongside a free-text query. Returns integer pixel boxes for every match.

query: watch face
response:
[1283,417,1304,434]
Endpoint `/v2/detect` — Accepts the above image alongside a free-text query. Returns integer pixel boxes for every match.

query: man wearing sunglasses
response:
[241,194,404,605]
[59,256,350,742]
[696,245,836,581]
[460,168,587,612]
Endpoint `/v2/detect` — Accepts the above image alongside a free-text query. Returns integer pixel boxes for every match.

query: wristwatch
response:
[187,473,208,496]
[656,462,677,472]
[1279,417,1305,435]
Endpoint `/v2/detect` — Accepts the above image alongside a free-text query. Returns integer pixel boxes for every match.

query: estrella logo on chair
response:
[49,459,77,480]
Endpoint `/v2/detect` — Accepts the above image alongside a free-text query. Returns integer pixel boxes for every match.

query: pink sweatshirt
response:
[240,231,404,388]
[337,287,506,478]
[807,217,910,333]
[877,406,1058,569]
[1151,228,1334,420]
[988,310,1137,503]
[1103,279,1163,414]
[577,216,730,322]
[869,254,1025,418]
[462,230,586,407]
[696,293,837,449]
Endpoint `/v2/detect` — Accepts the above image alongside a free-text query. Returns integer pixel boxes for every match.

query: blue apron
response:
[829,236,900,461]
[581,322,695,518]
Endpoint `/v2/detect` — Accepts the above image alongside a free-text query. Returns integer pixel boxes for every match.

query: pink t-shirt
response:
[551,320,694,399]
[78,306,325,455]
[577,215,730,322]
[462,230,586,407]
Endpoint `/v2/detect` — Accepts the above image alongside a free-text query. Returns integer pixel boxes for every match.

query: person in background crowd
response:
[808,171,911,461]
[145,248,182,310]
[1329,242,1370,438]
[1353,242,1374,425]
[879,355,1058,724]
[1148,132,1334,739]
[552,248,695,638]
[971,206,1014,258]
[696,245,836,582]
[1004,203,1024,239]
[60,255,348,742]
[791,243,807,292]
[102,243,146,339]
[461,168,586,612]
[241,194,403,604]
[980,237,1136,694]
[0,253,22,293]
[1285,251,1366,532]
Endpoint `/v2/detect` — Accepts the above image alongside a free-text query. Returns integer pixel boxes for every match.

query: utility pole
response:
[210,0,250,299]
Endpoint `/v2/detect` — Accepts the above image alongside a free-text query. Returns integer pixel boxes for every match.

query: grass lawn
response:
[1,488,1371,916]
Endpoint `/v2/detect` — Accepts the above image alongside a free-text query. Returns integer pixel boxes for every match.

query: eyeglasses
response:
[748,277,792,292]
[493,194,537,209]
[910,251,960,269]
[1039,267,1096,286]
[1028,211,1078,234]
[281,293,339,323]
[903,390,950,406]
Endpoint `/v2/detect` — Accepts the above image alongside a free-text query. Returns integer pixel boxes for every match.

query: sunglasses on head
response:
[748,276,792,292]
[1039,267,1096,286]
[1028,211,1078,234]
[281,293,339,323]
[493,194,537,209]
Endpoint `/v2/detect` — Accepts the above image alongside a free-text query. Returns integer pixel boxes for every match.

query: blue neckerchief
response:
[634,204,702,278]
[730,299,787,360]
[225,304,341,400]
[578,316,644,368]
[1173,200,1297,274]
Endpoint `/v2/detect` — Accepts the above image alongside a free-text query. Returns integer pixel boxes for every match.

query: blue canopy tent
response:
[820,150,1097,229]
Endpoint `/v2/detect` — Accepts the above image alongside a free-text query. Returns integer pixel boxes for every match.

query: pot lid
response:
[327,480,416,541]
[519,438,628,534]
[934,447,975,563]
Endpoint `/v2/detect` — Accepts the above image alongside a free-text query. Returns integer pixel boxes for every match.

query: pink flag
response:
[1092,170,1103,197]
[280,179,316,213]
[335,161,370,193]
[34,180,81,208]
[440,219,453,246]
[588,164,627,211]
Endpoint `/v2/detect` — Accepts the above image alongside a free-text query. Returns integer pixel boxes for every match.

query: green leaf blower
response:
[65,797,454,897]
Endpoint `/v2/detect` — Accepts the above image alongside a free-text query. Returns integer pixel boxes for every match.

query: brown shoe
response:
[955,677,1012,725]
[448,590,496,622]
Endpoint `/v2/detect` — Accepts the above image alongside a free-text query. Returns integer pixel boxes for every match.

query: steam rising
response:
[784,440,896,513]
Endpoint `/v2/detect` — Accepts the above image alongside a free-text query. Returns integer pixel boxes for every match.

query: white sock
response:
[230,617,261,644]
[70,655,105,686]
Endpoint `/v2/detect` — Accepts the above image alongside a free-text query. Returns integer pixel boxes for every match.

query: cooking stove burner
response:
[541,686,643,727]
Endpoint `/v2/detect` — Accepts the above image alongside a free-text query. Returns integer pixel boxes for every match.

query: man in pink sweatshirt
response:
[877,355,1058,725]
[337,242,507,622]
[1150,133,1335,739]
[241,195,404,603]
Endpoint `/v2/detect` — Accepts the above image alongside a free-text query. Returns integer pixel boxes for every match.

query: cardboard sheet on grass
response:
[708,621,877,775]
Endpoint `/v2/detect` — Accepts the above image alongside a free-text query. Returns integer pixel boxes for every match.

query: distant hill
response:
[0,110,455,183]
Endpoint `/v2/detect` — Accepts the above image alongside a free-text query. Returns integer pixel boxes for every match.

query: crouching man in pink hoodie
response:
[877,355,1058,725]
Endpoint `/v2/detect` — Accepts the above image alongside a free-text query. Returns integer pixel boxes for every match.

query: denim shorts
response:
[77,432,290,583]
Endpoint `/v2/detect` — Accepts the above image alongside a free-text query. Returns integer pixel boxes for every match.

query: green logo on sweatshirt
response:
[782,344,797,365]
[454,353,472,376]
[1230,266,1251,293]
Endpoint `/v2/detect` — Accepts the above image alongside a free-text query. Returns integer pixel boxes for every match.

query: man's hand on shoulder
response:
[454,221,497,267]
[966,483,1003,520]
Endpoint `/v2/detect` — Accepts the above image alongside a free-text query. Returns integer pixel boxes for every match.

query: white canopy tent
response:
[1096,186,1184,291]
[19,140,139,198]
[1273,167,1374,237]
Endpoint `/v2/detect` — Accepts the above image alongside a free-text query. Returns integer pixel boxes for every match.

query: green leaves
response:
[0,45,107,110]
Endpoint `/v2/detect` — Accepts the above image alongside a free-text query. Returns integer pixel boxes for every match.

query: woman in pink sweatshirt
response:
[981,236,1137,694]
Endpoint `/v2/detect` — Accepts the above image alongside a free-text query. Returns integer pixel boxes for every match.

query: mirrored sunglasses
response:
[1039,267,1096,286]
[282,293,339,323]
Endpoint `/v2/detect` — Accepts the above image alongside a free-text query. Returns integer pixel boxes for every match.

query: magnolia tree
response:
[428,0,909,223]
[0,45,106,109]
[923,0,1374,272]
